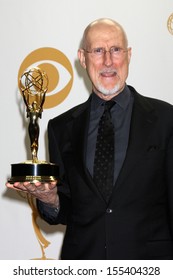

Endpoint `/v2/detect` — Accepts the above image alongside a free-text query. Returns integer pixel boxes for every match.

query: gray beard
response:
[97,83,121,96]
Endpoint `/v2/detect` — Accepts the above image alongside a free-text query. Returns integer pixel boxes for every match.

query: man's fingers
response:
[6,181,58,194]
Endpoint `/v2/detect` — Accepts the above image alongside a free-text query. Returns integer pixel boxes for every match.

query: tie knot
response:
[104,100,115,111]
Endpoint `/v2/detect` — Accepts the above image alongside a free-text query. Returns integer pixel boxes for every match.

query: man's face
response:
[78,22,132,99]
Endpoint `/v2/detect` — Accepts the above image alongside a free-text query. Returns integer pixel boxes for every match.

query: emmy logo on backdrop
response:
[8,67,59,183]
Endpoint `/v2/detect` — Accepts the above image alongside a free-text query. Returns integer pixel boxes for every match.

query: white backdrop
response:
[0,0,173,260]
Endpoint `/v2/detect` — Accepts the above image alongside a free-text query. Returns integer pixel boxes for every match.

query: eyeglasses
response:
[83,46,128,58]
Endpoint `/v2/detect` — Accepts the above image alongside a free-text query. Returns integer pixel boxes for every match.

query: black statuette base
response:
[8,160,59,183]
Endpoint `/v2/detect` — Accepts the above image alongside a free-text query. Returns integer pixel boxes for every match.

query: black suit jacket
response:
[38,86,173,259]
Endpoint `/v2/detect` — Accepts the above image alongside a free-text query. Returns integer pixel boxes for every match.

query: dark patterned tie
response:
[93,100,115,202]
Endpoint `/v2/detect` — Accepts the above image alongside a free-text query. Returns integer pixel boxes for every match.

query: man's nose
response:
[103,51,113,66]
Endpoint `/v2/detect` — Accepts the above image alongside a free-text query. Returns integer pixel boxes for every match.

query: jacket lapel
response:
[114,89,158,191]
[66,97,91,174]
[66,96,107,200]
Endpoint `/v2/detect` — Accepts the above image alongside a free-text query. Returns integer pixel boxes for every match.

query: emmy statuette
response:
[8,67,59,183]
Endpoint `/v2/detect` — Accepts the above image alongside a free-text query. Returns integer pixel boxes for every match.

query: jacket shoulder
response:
[128,85,173,112]
[49,97,90,128]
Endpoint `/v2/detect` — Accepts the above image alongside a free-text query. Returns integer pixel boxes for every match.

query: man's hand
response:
[6,181,59,208]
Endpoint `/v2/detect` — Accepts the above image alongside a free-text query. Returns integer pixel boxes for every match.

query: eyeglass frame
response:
[82,46,130,58]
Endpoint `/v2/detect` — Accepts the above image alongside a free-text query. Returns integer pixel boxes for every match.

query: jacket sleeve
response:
[37,119,71,225]
[166,120,173,235]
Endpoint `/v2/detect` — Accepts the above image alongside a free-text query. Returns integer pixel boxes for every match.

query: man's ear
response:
[78,49,86,69]
[127,47,132,64]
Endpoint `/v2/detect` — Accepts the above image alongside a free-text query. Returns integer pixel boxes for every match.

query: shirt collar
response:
[91,84,131,111]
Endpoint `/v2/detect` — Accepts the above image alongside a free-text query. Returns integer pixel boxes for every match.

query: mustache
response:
[99,69,117,75]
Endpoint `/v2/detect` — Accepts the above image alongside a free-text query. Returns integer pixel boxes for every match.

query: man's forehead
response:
[86,24,123,46]
[81,19,128,49]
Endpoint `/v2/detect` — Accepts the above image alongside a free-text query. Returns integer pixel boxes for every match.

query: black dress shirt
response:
[86,85,134,184]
